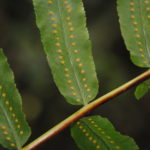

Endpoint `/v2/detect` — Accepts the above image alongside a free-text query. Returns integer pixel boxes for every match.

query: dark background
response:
[0,0,150,150]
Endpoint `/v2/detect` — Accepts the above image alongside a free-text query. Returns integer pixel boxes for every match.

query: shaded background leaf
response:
[135,79,150,99]
[71,116,139,150]
[117,0,150,67]
[32,0,99,105]
[0,49,31,150]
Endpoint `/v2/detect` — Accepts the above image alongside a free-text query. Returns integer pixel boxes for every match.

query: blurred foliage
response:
[0,0,149,150]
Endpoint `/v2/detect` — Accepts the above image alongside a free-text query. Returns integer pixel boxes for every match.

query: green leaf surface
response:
[135,79,150,99]
[117,0,150,67]
[32,0,99,105]
[71,116,139,150]
[0,49,31,150]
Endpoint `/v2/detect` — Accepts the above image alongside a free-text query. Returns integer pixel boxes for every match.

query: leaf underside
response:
[117,0,150,68]
[71,116,139,150]
[33,0,99,105]
[0,49,31,150]
[135,79,150,99]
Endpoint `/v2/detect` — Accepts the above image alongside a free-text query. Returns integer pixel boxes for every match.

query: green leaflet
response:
[0,49,31,150]
[71,116,139,150]
[135,79,150,99]
[32,0,99,105]
[117,0,150,67]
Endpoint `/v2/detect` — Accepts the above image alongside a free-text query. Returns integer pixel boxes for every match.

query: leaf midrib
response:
[80,120,110,150]
[138,0,150,59]
[0,103,21,150]
[56,0,87,105]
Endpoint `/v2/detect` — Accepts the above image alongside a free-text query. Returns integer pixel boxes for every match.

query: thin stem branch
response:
[22,69,150,150]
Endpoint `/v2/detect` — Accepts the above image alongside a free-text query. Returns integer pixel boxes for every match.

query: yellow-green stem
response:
[22,69,150,150]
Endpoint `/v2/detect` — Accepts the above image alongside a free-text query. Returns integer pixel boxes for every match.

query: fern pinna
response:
[33,0,99,105]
